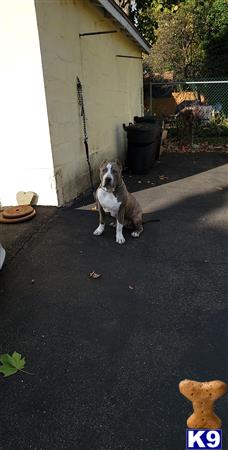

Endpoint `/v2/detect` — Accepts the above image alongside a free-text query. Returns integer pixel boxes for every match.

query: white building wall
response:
[0,0,57,207]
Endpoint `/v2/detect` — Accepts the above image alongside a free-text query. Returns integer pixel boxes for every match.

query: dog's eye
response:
[112,169,117,174]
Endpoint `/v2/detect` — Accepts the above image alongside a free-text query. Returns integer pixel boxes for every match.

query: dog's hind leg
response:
[131,228,143,238]
[131,218,143,238]
[124,219,134,230]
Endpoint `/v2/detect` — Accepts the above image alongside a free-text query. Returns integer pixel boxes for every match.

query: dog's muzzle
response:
[104,176,112,186]
[102,175,114,189]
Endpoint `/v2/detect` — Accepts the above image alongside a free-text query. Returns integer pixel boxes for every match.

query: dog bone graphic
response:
[179,379,227,429]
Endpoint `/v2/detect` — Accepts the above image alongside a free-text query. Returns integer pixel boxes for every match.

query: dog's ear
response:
[115,159,123,171]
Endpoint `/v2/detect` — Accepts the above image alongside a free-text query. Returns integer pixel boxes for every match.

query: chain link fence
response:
[144,80,228,146]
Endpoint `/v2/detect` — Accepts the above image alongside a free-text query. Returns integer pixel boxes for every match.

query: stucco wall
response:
[0,0,57,207]
[35,0,143,205]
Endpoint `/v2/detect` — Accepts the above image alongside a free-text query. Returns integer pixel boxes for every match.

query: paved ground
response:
[0,153,227,450]
[74,151,228,207]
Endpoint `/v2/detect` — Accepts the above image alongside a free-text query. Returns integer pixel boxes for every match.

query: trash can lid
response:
[124,123,159,132]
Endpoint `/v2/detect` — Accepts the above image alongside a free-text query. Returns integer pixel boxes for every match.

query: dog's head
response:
[99,160,123,191]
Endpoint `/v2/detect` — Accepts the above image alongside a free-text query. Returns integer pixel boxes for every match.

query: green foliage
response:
[129,0,185,44]
[201,0,228,77]
[145,1,205,78]
[198,117,228,138]
[118,0,228,78]
[169,116,228,140]
[0,352,26,377]
[143,0,228,79]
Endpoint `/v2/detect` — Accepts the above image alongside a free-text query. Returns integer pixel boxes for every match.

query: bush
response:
[198,117,228,137]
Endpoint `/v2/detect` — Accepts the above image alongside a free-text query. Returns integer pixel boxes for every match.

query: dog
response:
[93,160,143,244]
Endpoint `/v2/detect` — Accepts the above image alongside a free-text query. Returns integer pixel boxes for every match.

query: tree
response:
[145,1,204,79]
[129,0,185,44]
[201,0,228,77]
[115,1,185,44]
[116,0,228,79]
[144,0,228,80]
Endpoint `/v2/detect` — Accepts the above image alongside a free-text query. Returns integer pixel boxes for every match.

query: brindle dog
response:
[93,160,143,244]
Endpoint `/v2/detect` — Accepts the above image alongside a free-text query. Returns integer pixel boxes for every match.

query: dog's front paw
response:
[93,224,105,236]
[116,234,125,244]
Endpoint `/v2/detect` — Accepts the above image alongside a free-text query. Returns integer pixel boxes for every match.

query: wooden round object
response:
[0,209,36,224]
[3,205,34,219]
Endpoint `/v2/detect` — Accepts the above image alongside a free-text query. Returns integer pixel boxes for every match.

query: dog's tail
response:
[143,212,160,224]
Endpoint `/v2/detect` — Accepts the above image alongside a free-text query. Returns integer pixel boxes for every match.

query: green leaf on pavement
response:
[0,352,26,377]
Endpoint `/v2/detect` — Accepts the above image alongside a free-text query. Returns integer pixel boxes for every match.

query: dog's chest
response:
[97,188,121,217]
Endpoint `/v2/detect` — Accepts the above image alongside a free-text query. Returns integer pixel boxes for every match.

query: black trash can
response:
[134,116,162,160]
[134,115,158,124]
[134,116,162,147]
[123,122,160,174]
[127,141,157,174]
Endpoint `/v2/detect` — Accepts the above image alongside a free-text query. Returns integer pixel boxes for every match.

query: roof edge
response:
[91,0,151,54]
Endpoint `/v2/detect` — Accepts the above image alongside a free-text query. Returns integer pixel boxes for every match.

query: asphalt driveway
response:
[0,155,227,450]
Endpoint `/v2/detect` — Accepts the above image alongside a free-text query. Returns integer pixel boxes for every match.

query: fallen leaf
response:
[89,271,101,279]
[216,187,223,191]
[138,180,142,184]
[129,285,134,290]
[91,205,97,211]
[159,175,169,181]
[0,352,26,377]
